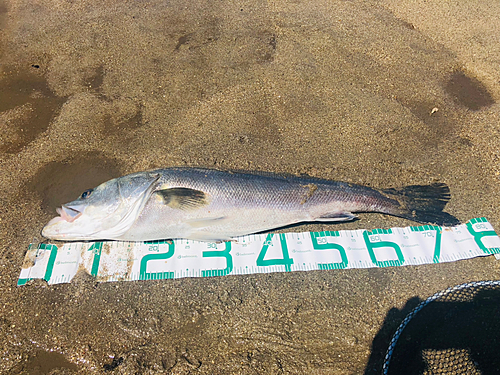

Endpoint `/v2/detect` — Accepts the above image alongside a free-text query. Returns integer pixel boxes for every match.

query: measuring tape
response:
[18,218,500,285]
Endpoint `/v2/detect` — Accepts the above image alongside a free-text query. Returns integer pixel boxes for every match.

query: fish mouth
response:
[56,205,82,222]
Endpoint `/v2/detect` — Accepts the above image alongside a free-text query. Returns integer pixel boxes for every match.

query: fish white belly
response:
[118,202,311,242]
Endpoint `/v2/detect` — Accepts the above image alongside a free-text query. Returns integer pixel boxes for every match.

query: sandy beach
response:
[1,0,499,373]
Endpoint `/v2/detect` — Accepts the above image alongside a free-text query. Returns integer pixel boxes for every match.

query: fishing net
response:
[383,281,500,375]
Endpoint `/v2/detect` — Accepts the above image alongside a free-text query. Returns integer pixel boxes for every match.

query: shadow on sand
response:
[364,283,500,375]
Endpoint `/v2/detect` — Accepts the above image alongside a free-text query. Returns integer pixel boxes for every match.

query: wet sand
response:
[1,0,500,373]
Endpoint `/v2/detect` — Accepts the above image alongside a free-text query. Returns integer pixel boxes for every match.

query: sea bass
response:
[42,168,459,242]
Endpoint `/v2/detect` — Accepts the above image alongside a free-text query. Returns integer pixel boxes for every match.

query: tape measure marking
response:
[18,218,500,285]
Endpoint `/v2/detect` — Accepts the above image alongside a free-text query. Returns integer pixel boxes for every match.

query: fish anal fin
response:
[156,187,209,210]
[316,212,357,222]
[187,232,233,242]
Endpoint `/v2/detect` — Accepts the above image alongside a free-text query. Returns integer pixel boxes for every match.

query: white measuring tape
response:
[18,218,500,285]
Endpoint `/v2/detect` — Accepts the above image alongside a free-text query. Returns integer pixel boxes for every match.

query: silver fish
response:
[42,167,459,242]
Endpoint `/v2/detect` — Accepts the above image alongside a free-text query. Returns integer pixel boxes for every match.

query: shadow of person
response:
[363,296,423,375]
[364,284,500,375]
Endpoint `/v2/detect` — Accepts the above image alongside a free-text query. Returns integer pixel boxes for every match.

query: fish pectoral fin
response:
[316,212,357,222]
[186,216,227,228]
[155,187,209,210]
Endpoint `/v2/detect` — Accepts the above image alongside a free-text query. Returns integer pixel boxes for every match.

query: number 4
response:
[256,233,293,272]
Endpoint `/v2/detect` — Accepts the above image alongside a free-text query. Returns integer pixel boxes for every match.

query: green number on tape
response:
[140,242,175,280]
[256,233,293,272]
[466,218,500,254]
[202,242,233,277]
[433,230,442,263]
[39,243,59,282]
[310,231,348,269]
[363,230,404,267]
[410,225,442,263]
[18,244,58,285]
[87,242,103,277]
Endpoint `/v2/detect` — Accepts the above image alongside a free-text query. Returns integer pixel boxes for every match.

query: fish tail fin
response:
[380,183,460,226]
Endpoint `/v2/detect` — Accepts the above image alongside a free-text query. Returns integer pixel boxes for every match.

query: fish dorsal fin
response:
[156,187,209,210]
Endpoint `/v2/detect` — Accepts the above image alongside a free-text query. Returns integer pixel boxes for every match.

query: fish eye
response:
[81,189,93,199]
